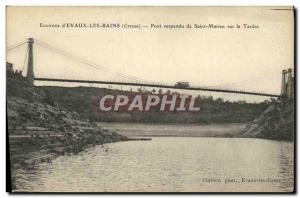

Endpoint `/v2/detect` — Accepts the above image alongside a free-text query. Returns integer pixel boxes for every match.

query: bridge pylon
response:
[26,38,34,85]
[281,68,294,99]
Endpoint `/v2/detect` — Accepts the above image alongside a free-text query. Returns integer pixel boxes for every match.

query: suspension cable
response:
[22,47,29,73]
[7,40,27,51]
[34,39,161,84]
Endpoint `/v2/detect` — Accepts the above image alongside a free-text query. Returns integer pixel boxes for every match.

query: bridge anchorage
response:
[7,37,293,99]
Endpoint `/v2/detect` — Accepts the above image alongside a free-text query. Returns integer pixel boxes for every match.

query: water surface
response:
[14,123,294,192]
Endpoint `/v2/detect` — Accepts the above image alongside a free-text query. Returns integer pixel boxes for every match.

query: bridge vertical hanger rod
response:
[27,38,35,85]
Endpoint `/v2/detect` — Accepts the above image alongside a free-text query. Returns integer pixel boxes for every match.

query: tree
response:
[215,97,224,104]
[137,87,143,93]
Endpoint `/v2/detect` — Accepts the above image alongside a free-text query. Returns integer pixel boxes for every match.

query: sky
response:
[6,6,294,102]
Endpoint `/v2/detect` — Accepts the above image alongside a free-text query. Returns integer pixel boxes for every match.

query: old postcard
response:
[6,6,295,193]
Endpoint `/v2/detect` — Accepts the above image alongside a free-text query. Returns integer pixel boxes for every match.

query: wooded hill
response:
[42,86,270,123]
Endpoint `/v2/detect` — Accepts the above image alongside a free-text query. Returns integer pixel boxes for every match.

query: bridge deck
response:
[35,78,281,98]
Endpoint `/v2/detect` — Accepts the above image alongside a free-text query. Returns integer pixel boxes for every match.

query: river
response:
[14,123,294,192]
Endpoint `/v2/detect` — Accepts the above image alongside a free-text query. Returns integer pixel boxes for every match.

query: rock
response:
[240,100,294,141]
[7,76,127,179]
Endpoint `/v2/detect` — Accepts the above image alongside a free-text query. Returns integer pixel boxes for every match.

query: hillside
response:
[240,99,294,141]
[7,75,127,190]
[42,86,269,123]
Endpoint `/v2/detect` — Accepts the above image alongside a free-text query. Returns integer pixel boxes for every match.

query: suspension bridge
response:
[7,38,291,98]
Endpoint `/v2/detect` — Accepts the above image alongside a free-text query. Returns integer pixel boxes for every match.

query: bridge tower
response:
[281,68,294,99]
[26,38,34,85]
[281,69,287,95]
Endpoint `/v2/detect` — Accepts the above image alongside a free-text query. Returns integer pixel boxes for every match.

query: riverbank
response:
[7,76,128,191]
[98,122,245,137]
[240,99,294,141]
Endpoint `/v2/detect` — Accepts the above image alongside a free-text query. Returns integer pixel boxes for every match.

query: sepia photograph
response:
[6,6,295,193]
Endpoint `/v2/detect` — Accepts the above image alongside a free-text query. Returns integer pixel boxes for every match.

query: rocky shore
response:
[7,76,128,190]
[240,99,294,141]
